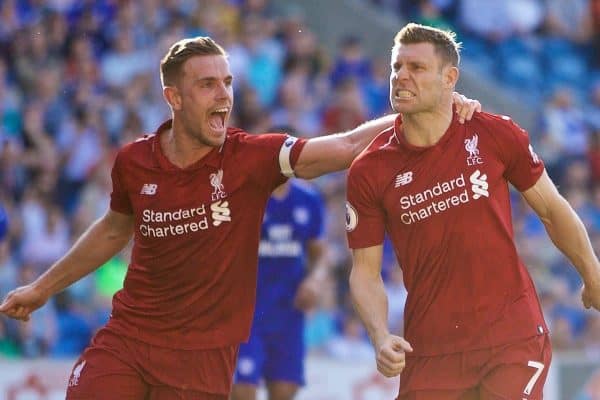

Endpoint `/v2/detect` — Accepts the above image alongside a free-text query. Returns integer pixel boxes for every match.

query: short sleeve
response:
[346,160,385,249]
[500,118,545,192]
[110,151,133,214]
[248,133,307,192]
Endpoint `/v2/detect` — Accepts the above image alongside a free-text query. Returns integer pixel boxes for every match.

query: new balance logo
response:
[211,200,231,226]
[469,170,488,199]
[140,183,158,195]
[395,171,413,187]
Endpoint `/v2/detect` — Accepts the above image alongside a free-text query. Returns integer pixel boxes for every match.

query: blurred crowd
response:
[0,0,598,362]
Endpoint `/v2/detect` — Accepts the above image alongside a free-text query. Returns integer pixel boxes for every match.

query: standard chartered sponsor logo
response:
[469,170,489,199]
[139,201,232,238]
[400,170,488,225]
[211,200,231,226]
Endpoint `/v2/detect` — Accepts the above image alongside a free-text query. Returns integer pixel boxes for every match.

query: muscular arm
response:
[293,92,482,179]
[0,209,133,320]
[294,114,397,179]
[349,244,389,347]
[522,171,600,295]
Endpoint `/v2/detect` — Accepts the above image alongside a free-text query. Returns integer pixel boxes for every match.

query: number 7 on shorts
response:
[524,361,544,395]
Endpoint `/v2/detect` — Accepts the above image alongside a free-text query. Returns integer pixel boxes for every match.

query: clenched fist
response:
[374,334,413,377]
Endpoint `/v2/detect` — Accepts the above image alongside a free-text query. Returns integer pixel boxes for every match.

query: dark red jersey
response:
[346,112,547,356]
[106,120,306,349]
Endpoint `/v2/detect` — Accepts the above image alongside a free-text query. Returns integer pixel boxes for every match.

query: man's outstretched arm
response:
[0,209,133,321]
[350,245,412,377]
[522,170,600,310]
[294,93,481,179]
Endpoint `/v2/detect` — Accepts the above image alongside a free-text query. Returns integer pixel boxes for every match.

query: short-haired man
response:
[347,23,600,399]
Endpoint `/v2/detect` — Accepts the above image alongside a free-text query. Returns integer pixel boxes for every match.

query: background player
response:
[346,23,600,399]
[231,177,328,400]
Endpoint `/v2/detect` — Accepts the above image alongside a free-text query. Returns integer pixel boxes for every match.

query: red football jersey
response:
[346,112,547,356]
[106,120,306,349]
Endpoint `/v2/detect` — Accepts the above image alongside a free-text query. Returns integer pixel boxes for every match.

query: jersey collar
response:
[394,106,460,153]
[151,119,224,171]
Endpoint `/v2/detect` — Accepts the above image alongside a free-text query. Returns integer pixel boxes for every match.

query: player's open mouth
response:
[394,89,415,100]
[208,107,229,130]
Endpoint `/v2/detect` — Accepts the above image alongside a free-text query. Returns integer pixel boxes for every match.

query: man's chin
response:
[207,133,226,147]
[392,102,421,115]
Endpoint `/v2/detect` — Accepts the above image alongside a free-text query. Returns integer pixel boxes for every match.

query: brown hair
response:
[393,23,460,67]
[160,37,227,87]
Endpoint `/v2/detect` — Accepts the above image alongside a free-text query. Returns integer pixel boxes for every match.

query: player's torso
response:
[382,124,512,266]
[130,159,257,268]
[376,122,546,353]
[115,133,276,312]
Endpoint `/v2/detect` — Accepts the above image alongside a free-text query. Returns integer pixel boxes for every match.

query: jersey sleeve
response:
[110,151,133,214]
[346,159,385,249]
[249,133,307,192]
[498,117,545,192]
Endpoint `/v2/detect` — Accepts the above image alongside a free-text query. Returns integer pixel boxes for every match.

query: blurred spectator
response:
[100,30,153,89]
[21,203,70,269]
[589,129,600,183]
[0,58,22,137]
[576,369,600,400]
[0,203,8,241]
[15,263,56,358]
[459,0,514,43]
[271,63,322,137]
[325,314,374,361]
[330,35,372,87]
[0,318,19,358]
[581,313,600,358]
[550,314,581,350]
[56,107,106,213]
[50,291,92,358]
[544,0,593,44]
[305,274,338,352]
[592,0,600,68]
[549,278,588,338]
[362,58,391,118]
[322,78,368,133]
[0,0,20,44]
[414,0,455,31]
[238,14,284,106]
[586,83,600,132]
[537,87,590,180]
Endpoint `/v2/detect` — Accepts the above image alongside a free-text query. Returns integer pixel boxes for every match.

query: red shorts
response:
[66,328,238,400]
[398,334,552,400]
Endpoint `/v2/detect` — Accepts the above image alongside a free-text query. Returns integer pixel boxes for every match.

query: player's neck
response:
[402,103,453,147]
[161,126,213,169]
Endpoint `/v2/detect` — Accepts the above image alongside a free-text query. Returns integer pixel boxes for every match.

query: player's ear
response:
[443,65,459,90]
[163,86,182,111]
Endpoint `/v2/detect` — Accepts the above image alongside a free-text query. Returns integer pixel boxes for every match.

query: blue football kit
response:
[235,181,324,386]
